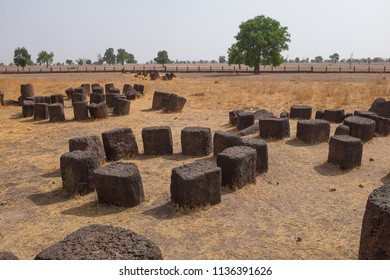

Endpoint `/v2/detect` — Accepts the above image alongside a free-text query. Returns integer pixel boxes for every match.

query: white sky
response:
[0,0,389,64]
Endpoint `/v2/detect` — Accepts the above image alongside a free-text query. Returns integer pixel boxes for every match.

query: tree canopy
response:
[116,49,136,65]
[228,15,290,74]
[103,48,116,65]
[37,51,54,68]
[154,50,171,64]
[13,47,32,69]
[329,53,340,63]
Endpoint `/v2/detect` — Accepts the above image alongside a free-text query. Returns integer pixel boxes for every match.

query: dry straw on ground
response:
[0,72,389,259]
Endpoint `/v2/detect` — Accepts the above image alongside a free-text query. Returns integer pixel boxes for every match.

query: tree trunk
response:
[254,57,260,74]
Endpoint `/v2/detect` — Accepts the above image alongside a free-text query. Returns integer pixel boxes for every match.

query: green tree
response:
[219,56,226,63]
[36,51,54,68]
[76,58,84,65]
[314,56,323,63]
[329,53,340,63]
[294,57,300,63]
[85,59,92,65]
[228,15,290,74]
[65,59,73,65]
[103,48,116,65]
[227,44,244,69]
[116,49,136,65]
[13,47,32,69]
[154,50,171,64]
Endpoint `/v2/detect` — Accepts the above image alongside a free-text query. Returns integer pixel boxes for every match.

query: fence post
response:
[5,68,7,72]
[325,66,327,72]
[176,66,178,72]
[187,66,189,72]
[339,67,341,73]
[284,66,286,72]
[153,66,155,71]
[210,66,212,72]
[246,67,248,72]
[368,66,371,72]
[222,66,224,71]
[298,65,300,72]
[385,66,386,73]
[354,66,356,72]
[198,66,200,72]
[271,66,273,72]
[311,66,313,72]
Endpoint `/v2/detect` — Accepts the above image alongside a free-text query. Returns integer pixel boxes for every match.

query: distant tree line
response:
[288,53,390,64]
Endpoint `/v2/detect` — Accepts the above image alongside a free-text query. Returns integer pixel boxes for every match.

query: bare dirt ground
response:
[0,72,389,260]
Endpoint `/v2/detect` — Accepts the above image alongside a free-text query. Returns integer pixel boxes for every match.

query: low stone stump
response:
[20,83,34,104]
[113,98,130,116]
[22,100,34,117]
[181,127,212,156]
[69,135,105,163]
[93,162,144,208]
[50,94,64,105]
[34,224,162,260]
[171,160,221,208]
[335,124,350,135]
[73,87,86,95]
[73,101,89,121]
[92,86,104,94]
[123,84,133,94]
[315,110,324,120]
[355,110,390,136]
[90,93,105,104]
[236,111,255,130]
[71,92,86,104]
[152,91,171,110]
[91,83,100,90]
[60,150,99,195]
[213,131,242,156]
[0,252,18,260]
[327,135,363,170]
[80,83,91,95]
[134,84,144,94]
[108,87,120,94]
[323,109,345,123]
[164,94,187,112]
[102,128,139,161]
[280,111,289,118]
[240,138,268,174]
[229,109,244,126]
[238,124,259,136]
[65,87,73,99]
[0,91,4,106]
[33,96,47,104]
[33,103,49,120]
[126,91,141,100]
[106,93,120,108]
[105,83,114,94]
[48,103,65,122]
[375,101,390,118]
[290,105,312,119]
[254,109,275,120]
[343,116,375,142]
[369,98,386,113]
[217,146,257,189]
[259,118,290,140]
[142,126,173,155]
[296,119,330,144]
[359,185,390,260]
[88,102,108,119]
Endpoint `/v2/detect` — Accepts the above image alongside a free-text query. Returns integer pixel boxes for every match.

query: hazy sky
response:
[0,0,389,64]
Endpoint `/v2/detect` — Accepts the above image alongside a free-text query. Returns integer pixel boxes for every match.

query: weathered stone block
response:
[0,252,18,260]
[259,118,290,140]
[93,162,144,208]
[88,102,108,119]
[90,92,106,104]
[334,124,350,136]
[102,128,139,161]
[236,111,255,130]
[217,146,257,189]
[240,138,268,174]
[48,103,65,122]
[343,116,376,142]
[35,224,162,260]
[152,91,171,110]
[354,110,390,136]
[65,87,73,99]
[80,83,91,95]
[142,126,173,155]
[328,135,363,170]
[33,103,49,120]
[73,101,89,121]
[323,109,345,123]
[315,110,324,120]
[60,150,99,195]
[164,94,186,113]
[50,94,64,105]
[213,131,242,156]
[22,100,34,117]
[290,105,312,119]
[106,93,120,108]
[113,98,130,116]
[359,185,390,260]
[69,135,105,163]
[181,127,212,156]
[296,119,330,144]
[229,109,244,126]
[171,160,221,208]
[71,92,86,104]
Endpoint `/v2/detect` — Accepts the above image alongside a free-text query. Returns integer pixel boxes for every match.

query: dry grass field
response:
[0,72,390,260]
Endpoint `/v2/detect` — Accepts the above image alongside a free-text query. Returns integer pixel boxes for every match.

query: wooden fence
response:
[0,63,389,75]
